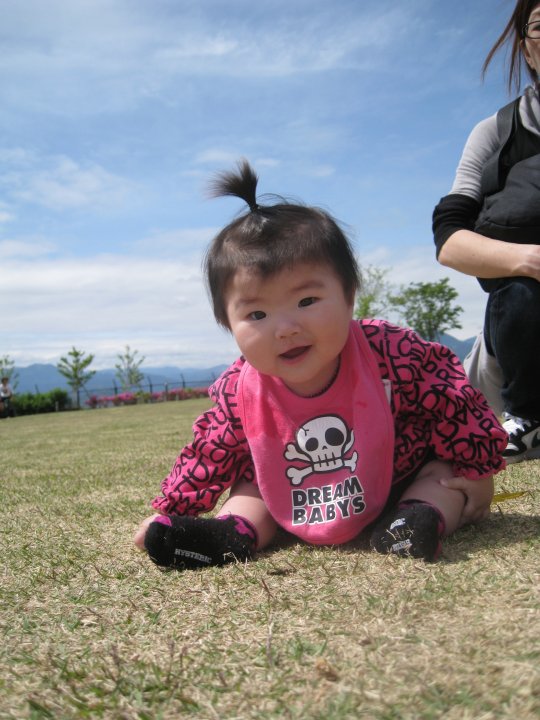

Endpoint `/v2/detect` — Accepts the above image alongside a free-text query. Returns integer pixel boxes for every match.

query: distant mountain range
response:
[11,333,475,395]
[13,364,229,395]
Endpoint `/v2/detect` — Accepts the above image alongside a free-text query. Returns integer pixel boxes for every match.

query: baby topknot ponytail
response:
[209,158,259,212]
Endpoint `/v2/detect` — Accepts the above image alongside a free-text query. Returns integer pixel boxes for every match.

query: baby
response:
[134,160,506,567]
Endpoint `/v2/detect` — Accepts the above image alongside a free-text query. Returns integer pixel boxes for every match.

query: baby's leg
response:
[399,460,465,536]
[141,480,277,570]
[370,460,464,562]
[217,477,278,550]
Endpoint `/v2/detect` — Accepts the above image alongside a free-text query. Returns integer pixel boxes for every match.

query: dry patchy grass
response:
[0,402,539,719]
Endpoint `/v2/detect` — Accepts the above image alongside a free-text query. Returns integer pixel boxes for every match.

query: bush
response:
[12,389,70,416]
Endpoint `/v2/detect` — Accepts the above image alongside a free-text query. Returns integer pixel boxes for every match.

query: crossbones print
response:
[284,414,358,486]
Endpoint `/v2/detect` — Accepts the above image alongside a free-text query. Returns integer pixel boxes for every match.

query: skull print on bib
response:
[284,414,358,486]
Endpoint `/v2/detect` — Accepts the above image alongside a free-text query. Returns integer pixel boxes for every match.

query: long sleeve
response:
[432,193,481,257]
[361,320,507,481]
[448,114,500,200]
[151,359,254,516]
[432,113,499,255]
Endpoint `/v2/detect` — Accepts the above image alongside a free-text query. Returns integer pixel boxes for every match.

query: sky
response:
[1,0,518,369]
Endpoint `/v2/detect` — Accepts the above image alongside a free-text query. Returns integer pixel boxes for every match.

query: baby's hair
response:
[204,159,360,329]
[208,160,260,211]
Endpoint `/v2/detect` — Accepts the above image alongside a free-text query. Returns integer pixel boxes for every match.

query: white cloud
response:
[0,239,57,259]
[2,240,486,371]
[0,147,36,166]
[1,153,136,212]
[133,228,216,257]
[309,165,336,178]
[193,150,281,170]
[195,149,245,166]
[0,0,424,116]
[0,252,238,368]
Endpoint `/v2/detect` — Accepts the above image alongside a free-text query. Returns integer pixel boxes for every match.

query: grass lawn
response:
[1,401,539,719]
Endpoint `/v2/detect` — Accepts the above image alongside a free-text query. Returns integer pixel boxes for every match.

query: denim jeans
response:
[484,277,540,419]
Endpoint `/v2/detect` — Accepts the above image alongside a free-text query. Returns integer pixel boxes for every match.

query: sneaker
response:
[502,413,540,464]
[370,503,443,562]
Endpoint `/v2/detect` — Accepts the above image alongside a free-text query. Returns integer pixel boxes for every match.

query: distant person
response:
[134,160,506,570]
[0,376,14,418]
[433,0,540,464]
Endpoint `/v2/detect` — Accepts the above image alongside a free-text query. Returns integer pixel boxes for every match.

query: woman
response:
[433,0,540,464]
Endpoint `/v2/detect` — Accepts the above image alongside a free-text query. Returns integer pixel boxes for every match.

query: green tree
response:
[389,277,463,342]
[57,347,96,408]
[354,265,394,319]
[115,345,145,391]
[0,355,19,390]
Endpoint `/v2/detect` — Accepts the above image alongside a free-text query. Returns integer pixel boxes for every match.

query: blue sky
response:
[1,0,517,369]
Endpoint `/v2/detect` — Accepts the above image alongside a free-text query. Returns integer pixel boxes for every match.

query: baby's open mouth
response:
[280,346,310,360]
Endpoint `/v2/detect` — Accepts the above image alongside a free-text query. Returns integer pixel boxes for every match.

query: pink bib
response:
[237,322,395,545]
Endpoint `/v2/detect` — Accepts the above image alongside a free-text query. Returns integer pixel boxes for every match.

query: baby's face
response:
[225,261,353,397]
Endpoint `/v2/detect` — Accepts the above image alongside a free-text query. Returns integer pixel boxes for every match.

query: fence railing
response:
[84,376,216,396]
[9,375,221,414]
[81,375,217,408]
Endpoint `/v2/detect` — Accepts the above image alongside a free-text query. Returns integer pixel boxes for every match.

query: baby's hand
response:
[134,513,163,549]
[440,475,494,527]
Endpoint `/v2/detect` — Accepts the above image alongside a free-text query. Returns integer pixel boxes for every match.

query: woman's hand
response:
[518,244,540,283]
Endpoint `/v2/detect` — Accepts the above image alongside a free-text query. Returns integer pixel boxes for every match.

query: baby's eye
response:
[299,297,316,307]
[249,310,266,320]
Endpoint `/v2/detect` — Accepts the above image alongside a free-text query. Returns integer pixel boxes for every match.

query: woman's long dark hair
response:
[482,0,540,92]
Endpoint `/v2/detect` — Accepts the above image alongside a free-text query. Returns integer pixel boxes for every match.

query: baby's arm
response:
[384,322,507,480]
[134,361,272,561]
[151,362,253,517]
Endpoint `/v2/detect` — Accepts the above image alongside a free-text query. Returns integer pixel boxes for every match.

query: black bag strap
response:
[480,98,520,196]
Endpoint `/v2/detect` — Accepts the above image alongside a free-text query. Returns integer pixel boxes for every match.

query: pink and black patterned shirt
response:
[152,320,506,525]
